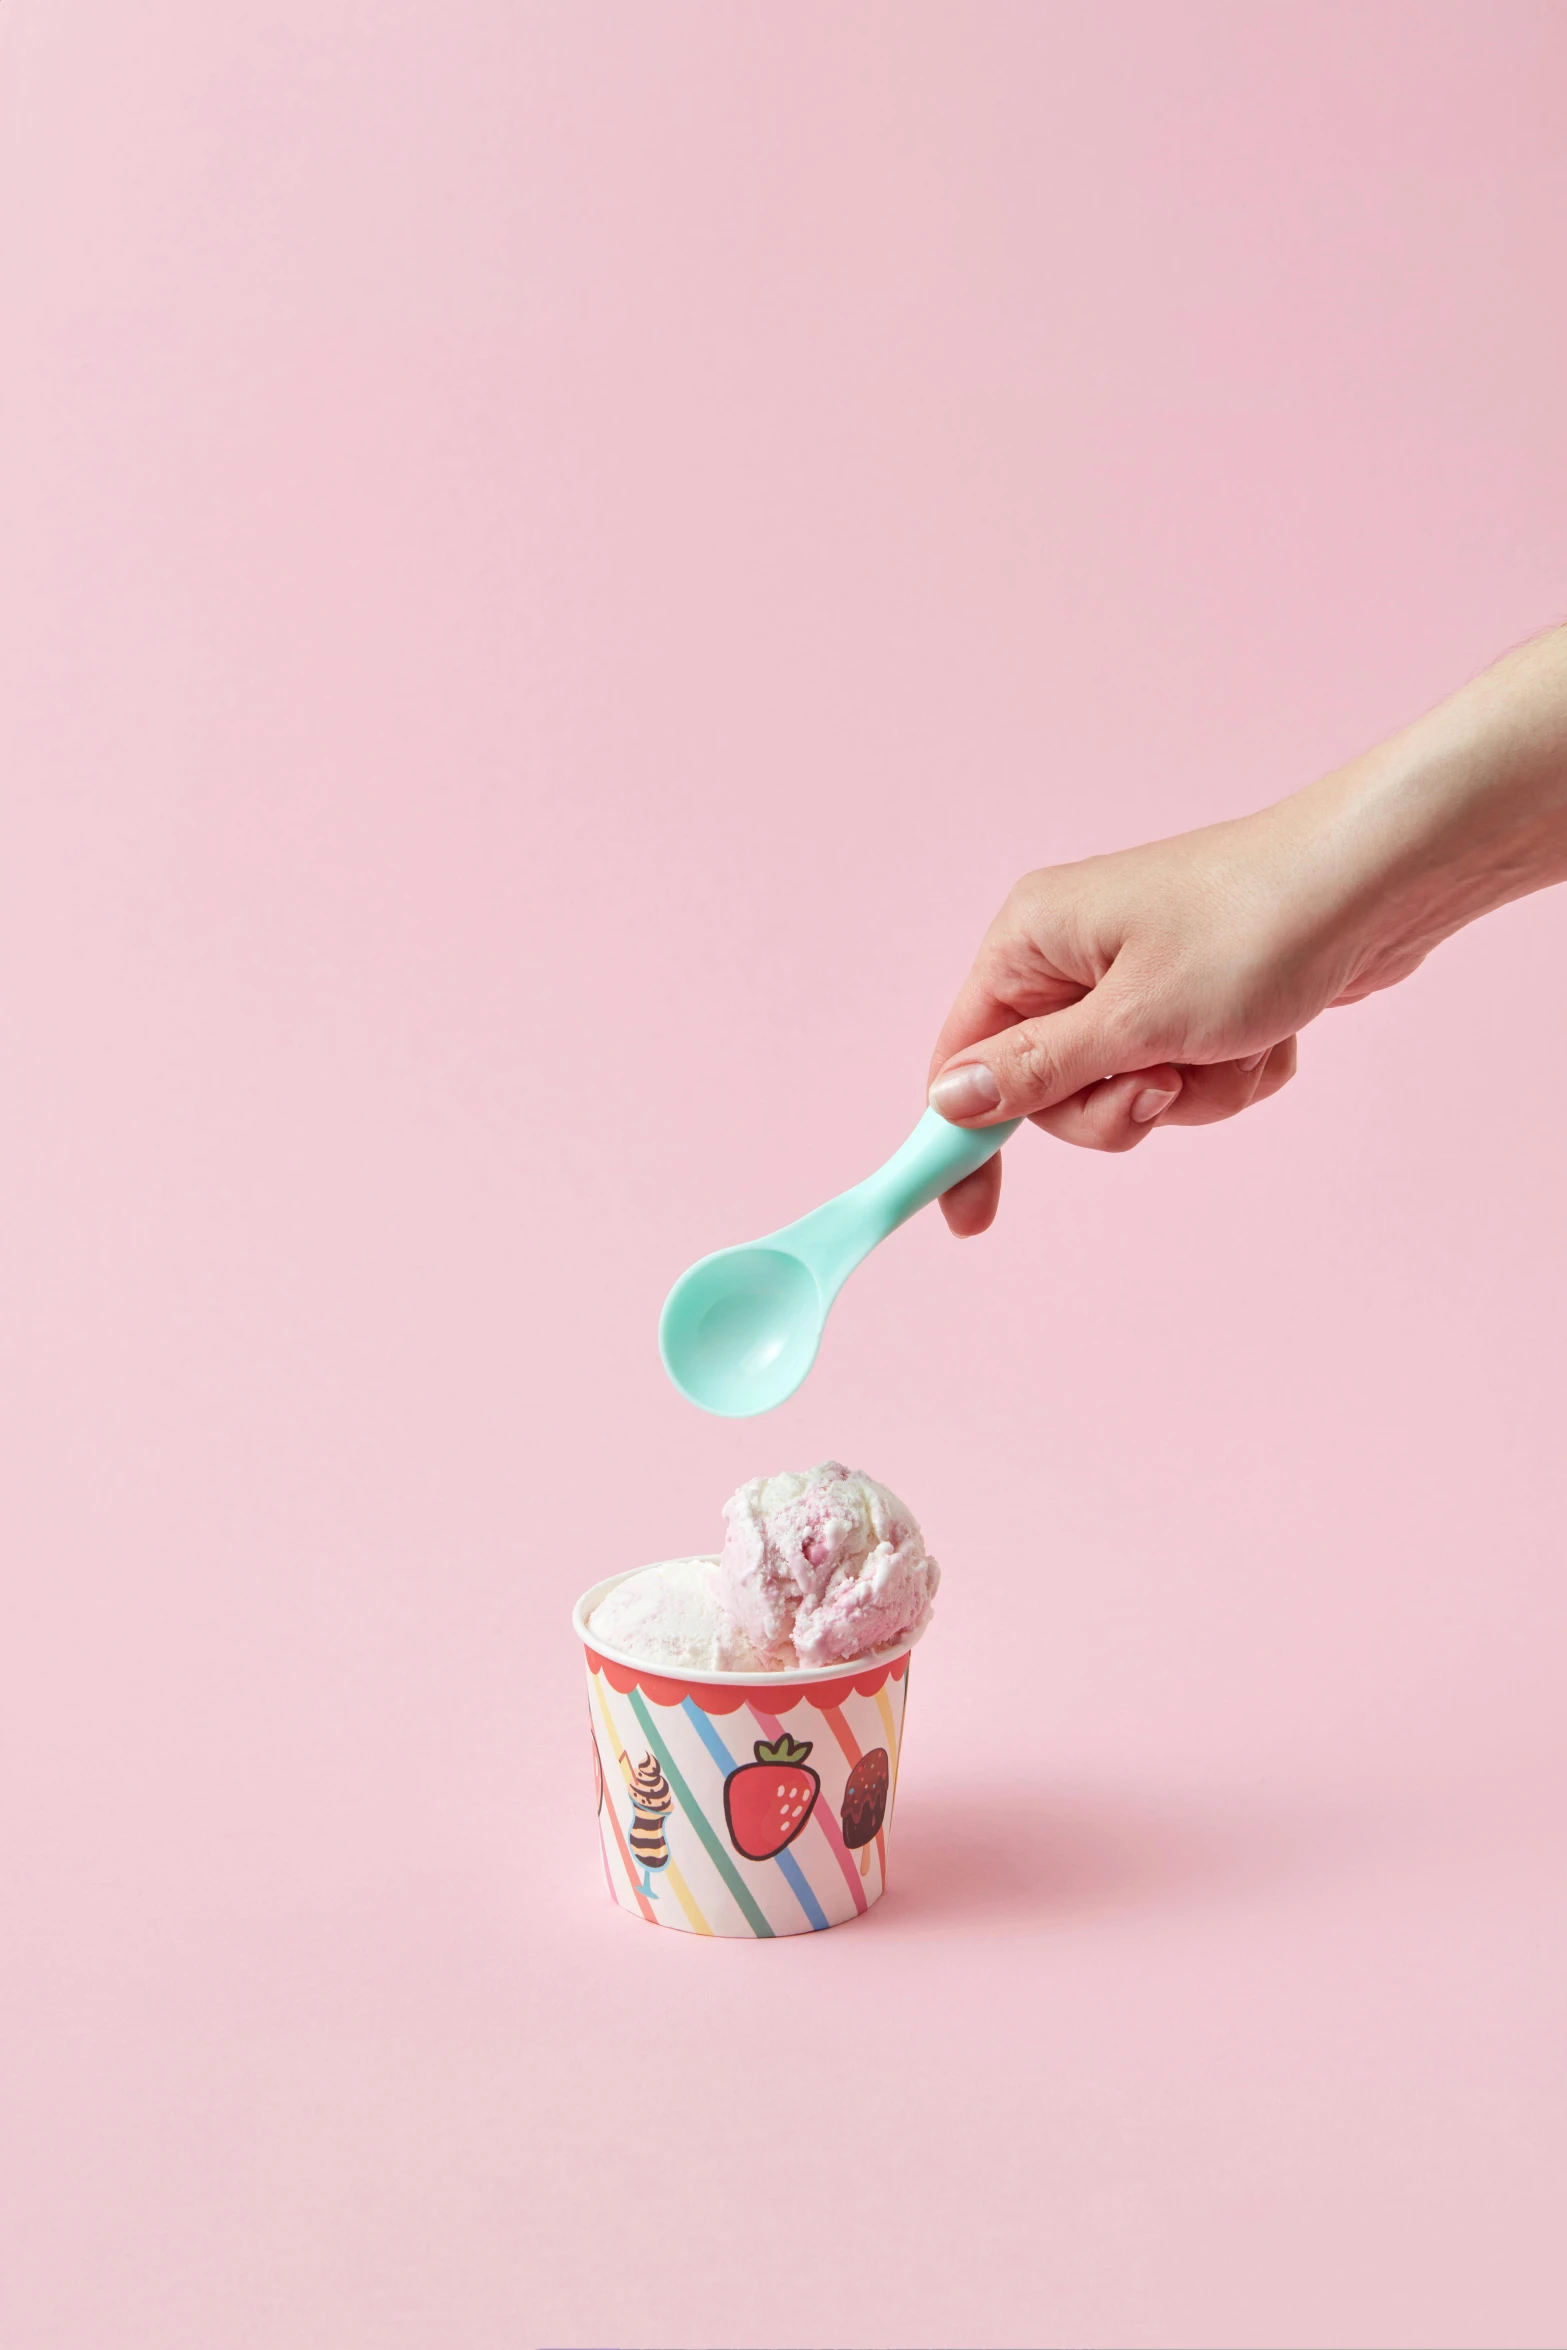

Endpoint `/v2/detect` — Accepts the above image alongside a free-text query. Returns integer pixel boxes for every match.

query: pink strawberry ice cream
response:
[717,1461,939,1669]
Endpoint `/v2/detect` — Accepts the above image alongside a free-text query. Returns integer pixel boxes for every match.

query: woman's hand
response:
[925,814,1313,1233]
[929,626,1567,1236]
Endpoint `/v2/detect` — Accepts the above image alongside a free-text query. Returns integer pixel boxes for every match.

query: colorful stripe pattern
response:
[626,1689,774,1938]
[584,1651,910,1938]
[748,1702,868,1914]
[681,1702,830,1933]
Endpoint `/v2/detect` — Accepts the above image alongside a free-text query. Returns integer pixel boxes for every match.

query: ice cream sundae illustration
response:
[626,1751,673,1896]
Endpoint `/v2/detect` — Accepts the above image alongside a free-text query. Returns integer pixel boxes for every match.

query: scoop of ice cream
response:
[588,1555,780,1673]
[717,1461,939,1669]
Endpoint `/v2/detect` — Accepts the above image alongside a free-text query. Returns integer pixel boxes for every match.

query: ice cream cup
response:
[573,1570,916,1938]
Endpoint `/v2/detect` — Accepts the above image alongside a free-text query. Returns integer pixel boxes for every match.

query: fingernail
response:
[929,1062,1002,1120]
[1130,1085,1180,1124]
[1237,1049,1267,1072]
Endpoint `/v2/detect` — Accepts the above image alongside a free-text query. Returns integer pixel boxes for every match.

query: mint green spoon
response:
[659,1106,1021,1417]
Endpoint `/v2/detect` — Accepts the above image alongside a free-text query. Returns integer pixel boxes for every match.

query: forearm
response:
[926,624,1567,1218]
[1277,625,1567,998]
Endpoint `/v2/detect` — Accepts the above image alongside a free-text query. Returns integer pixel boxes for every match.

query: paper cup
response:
[573,1570,915,1939]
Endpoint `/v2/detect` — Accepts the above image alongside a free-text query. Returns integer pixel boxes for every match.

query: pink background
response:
[3,6,1566,2345]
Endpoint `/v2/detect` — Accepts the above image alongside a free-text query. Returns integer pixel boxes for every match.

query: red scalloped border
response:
[583,1644,910,1715]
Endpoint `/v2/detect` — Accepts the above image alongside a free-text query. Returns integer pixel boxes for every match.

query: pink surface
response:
[3,6,1566,2345]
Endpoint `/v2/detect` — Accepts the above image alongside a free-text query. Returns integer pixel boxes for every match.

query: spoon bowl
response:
[659,1245,823,1417]
[659,1106,1021,1416]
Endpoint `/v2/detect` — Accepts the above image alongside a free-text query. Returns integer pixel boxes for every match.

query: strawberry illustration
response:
[723,1734,820,1860]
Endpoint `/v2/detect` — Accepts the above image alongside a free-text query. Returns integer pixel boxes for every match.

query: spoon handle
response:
[785,1106,1022,1296]
[859,1105,1023,1225]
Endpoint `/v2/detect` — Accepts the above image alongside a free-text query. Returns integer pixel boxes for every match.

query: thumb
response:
[927,994,1123,1125]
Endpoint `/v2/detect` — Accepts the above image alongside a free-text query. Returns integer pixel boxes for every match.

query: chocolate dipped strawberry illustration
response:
[840,1746,889,1876]
[723,1733,820,1861]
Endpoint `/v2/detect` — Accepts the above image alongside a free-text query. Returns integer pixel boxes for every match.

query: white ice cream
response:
[588,1554,777,1673]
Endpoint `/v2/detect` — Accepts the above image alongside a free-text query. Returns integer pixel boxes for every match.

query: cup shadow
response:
[889,1777,1357,1927]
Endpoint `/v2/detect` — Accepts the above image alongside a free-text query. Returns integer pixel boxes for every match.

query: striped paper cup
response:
[573,1570,916,1939]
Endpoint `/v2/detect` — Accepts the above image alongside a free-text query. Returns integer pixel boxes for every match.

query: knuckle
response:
[1010,863,1058,908]
[1010,1029,1059,1098]
[1098,976,1178,1066]
[996,872,1047,935]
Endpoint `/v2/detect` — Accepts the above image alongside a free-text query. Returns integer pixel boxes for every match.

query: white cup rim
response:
[572,1565,921,1686]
